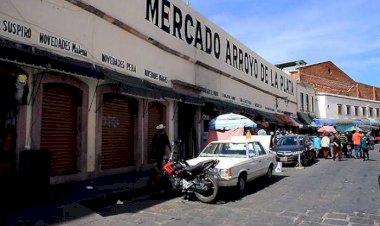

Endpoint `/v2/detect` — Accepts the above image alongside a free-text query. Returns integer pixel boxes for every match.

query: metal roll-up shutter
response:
[41,84,79,176]
[101,94,135,169]
[147,102,164,162]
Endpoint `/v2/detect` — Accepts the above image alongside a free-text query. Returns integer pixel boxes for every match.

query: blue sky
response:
[188,0,380,87]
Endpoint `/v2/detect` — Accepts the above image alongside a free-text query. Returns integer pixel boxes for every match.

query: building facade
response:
[290,61,379,132]
[0,0,298,183]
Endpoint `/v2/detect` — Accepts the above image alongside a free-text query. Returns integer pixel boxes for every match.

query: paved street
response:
[10,144,380,226]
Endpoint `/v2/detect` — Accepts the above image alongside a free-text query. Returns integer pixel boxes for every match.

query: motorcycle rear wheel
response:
[194,176,218,203]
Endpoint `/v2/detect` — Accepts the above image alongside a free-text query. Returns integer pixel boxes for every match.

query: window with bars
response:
[300,93,304,111]
[354,106,359,116]
[337,104,342,115]
[346,105,351,115]
[369,108,373,117]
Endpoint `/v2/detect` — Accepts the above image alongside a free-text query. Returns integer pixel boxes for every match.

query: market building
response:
[0,0,298,183]
[290,61,380,132]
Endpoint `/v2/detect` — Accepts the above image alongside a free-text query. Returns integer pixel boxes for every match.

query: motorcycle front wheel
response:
[194,176,218,203]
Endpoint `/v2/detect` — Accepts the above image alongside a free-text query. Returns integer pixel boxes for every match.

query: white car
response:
[187,135,276,194]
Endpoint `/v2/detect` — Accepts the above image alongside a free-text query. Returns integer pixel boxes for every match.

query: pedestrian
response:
[321,132,330,159]
[329,132,335,158]
[152,124,171,168]
[257,126,267,135]
[269,131,275,148]
[339,132,348,158]
[312,134,322,158]
[332,132,342,161]
[274,130,282,145]
[245,129,252,140]
[352,129,363,159]
[361,133,369,161]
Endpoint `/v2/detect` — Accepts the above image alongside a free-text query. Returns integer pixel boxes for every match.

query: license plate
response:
[280,157,288,162]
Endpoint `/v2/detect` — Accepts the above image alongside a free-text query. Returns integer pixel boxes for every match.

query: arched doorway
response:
[101,94,137,169]
[40,83,81,176]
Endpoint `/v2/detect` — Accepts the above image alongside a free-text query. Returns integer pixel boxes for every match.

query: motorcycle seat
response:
[186,159,216,175]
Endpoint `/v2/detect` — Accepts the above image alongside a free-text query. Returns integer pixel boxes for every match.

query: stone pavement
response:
[4,169,152,226]
[3,145,380,226]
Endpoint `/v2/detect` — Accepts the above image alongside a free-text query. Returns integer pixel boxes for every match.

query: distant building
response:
[290,61,379,132]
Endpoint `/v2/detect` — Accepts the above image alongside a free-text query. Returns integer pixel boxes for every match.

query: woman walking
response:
[321,132,330,159]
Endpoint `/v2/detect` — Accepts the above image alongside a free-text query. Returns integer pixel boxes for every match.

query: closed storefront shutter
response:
[147,102,164,162]
[41,84,79,176]
[101,94,135,169]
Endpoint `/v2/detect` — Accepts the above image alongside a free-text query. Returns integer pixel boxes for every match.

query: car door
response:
[246,142,262,181]
[253,141,270,176]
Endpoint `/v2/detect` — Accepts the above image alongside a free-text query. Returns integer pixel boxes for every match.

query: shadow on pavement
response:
[215,175,288,204]
[80,175,289,217]
[80,189,182,217]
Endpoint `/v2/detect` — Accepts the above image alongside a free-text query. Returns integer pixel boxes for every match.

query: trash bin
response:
[18,149,51,204]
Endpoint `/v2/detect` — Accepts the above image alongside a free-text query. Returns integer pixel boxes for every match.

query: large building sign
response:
[144,0,294,96]
[145,0,221,60]
[0,0,297,113]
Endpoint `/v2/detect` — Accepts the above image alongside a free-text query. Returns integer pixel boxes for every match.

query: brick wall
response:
[295,61,380,101]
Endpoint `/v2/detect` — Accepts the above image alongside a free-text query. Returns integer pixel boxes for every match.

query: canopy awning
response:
[0,37,104,79]
[105,69,204,105]
[203,98,257,116]
[313,118,336,127]
[336,124,356,132]
[274,114,295,126]
[290,117,304,128]
[368,118,378,126]
[357,124,379,131]
[353,119,364,126]
[298,112,318,127]
[335,118,354,124]
[258,111,284,126]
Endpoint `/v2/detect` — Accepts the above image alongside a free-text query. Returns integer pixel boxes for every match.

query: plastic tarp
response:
[206,128,244,144]
[208,113,257,130]
[368,118,378,126]
[298,112,318,128]
[336,124,356,132]
[313,118,336,127]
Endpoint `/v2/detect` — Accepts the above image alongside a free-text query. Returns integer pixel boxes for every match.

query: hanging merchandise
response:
[15,74,28,103]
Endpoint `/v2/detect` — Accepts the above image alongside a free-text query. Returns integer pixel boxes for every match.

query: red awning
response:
[274,114,297,127]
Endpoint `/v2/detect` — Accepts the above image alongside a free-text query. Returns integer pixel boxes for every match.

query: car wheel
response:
[236,174,246,195]
[266,166,273,180]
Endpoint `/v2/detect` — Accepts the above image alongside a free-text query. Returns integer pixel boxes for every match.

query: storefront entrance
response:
[177,103,197,159]
[0,74,17,177]
[41,83,81,176]
[101,94,136,169]
[147,102,165,163]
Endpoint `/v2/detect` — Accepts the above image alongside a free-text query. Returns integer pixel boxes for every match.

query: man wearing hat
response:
[152,124,171,168]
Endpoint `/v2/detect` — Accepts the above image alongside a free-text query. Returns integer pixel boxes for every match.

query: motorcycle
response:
[150,142,220,203]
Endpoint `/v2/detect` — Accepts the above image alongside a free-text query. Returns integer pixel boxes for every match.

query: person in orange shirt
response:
[352,129,363,158]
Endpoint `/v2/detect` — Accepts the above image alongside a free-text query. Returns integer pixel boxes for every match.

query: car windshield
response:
[199,142,248,158]
[279,137,305,146]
